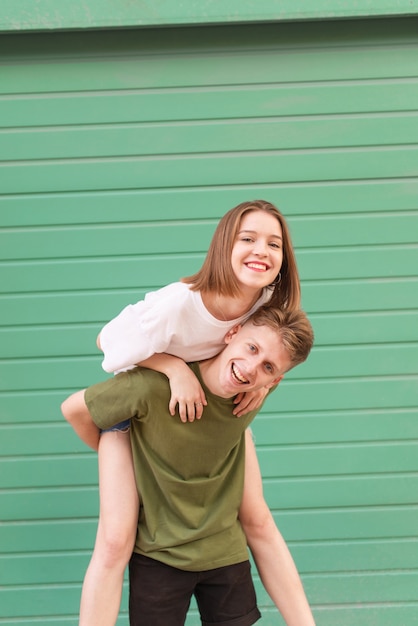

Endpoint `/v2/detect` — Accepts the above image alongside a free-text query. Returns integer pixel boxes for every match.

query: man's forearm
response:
[245,511,315,626]
[240,430,315,625]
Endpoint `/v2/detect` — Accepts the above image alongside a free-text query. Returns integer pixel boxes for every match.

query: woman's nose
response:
[253,239,268,255]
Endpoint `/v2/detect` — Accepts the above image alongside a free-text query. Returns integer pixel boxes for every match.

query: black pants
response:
[129,553,261,626]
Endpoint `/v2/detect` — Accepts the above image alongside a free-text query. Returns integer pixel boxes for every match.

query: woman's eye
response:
[265,363,273,373]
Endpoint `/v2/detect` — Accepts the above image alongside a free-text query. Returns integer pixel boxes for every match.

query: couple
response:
[62,305,315,625]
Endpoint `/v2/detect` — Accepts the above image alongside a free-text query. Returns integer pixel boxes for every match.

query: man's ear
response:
[265,374,283,390]
[224,324,242,344]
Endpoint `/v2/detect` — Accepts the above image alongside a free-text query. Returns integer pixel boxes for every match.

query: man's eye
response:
[265,363,273,373]
[248,344,256,352]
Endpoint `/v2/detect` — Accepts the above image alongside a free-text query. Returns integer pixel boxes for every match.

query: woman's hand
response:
[138,353,207,423]
[233,386,270,417]
[167,364,207,423]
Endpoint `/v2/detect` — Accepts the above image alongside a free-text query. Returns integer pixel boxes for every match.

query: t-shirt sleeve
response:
[99,284,186,373]
[85,370,147,430]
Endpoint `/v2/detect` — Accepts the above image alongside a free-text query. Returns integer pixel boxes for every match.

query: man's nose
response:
[247,359,261,375]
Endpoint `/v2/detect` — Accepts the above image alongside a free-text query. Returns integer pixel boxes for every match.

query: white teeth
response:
[232,363,248,384]
[247,262,267,271]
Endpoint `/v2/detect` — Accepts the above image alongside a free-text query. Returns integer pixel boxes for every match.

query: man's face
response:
[213,322,291,398]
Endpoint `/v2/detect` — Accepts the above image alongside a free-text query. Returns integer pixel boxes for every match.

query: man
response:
[62,306,315,626]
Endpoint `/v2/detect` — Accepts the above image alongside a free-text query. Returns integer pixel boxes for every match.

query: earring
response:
[269,272,281,287]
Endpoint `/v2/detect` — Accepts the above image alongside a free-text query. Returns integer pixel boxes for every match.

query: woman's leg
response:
[79,429,139,626]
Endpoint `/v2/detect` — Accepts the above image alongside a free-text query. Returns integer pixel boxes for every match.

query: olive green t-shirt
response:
[85,363,259,571]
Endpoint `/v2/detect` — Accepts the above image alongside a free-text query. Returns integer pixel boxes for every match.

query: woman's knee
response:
[97,521,137,568]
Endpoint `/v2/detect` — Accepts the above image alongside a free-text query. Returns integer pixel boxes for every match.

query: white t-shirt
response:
[100,282,271,373]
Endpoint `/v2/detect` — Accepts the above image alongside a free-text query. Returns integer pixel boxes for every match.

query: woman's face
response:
[230,210,283,293]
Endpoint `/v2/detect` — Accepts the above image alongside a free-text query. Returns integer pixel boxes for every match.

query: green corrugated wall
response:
[1,16,418,625]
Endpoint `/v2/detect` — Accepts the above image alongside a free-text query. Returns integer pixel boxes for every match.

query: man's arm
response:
[240,430,316,626]
[61,389,100,451]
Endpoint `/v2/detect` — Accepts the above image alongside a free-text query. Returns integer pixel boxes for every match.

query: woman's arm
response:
[138,353,207,423]
[97,320,207,423]
[233,387,270,417]
[61,389,101,451]
[240,430,316,626]
[100,332,206,422]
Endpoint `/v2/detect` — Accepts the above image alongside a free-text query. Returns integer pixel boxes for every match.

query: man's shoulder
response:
[114,367,171,409]
[117,366,168,385]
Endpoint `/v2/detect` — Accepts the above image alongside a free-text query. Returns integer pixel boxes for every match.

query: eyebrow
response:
[239,229,283,241]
